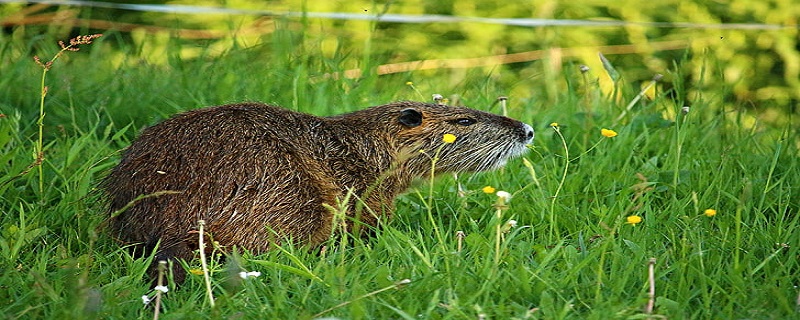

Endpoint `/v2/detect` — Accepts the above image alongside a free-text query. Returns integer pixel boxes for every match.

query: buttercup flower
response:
[405,81,413,86]
[704,208,717,217]
[442,134,457,144]
[482,186,496,194]
[550,122,559,128]
[626,215,642,225]
[601,128,618,138]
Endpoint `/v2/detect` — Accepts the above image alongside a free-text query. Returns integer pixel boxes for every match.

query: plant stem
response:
[550,126,569,239]
[198,220,215,308]
[36,66,48,195]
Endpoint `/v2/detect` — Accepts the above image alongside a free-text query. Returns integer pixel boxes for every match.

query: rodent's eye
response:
[451,118,477,126]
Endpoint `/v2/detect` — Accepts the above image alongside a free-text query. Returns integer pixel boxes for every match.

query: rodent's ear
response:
[398,108,423,127]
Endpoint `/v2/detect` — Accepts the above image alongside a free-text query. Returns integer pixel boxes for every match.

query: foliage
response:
[0,3,799,319]
[3,0,797,122]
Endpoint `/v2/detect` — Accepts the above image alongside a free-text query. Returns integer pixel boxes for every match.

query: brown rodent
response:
[104,101,533,283]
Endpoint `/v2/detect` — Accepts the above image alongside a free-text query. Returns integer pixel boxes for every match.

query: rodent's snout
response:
[520,123,535,143]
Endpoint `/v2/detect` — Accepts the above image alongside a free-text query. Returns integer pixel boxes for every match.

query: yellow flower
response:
[601,128,618,138]
[405,81,413,86]
[626,215,642,225]
[442,133,457,143]
[550,122,559,128]
[189,268,204,275]
[482,186,496,194]
[704,208,717,217]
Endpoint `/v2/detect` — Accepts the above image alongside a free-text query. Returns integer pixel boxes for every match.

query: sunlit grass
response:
[0,26,798,320]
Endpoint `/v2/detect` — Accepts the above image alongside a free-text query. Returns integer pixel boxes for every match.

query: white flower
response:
[141,295,151,305]
[506,219,518,228]
[153,285,169,293]
[496,191,511,200]
[239,271,262,279]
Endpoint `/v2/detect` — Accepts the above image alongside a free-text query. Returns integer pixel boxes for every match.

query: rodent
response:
[103,101,534,283]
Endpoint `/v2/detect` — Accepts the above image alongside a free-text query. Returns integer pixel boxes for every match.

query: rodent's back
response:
[105,103,340,265]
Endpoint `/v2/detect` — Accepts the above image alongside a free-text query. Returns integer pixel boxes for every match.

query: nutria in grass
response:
[104,101,534,283]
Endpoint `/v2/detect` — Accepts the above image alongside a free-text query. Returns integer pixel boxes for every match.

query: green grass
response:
[0,25,798,320]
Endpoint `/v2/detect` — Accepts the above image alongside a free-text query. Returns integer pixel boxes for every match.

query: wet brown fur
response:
[104,101,533,283]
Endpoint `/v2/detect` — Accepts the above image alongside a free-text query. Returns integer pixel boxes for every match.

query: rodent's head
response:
[385,101,534,174]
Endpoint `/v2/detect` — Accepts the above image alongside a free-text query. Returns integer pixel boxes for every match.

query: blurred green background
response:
[2,0,798,125]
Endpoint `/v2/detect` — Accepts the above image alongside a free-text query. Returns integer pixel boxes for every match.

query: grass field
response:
[1,23,799,319]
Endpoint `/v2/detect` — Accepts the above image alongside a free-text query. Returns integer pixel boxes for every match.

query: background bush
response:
[2,0,799,126]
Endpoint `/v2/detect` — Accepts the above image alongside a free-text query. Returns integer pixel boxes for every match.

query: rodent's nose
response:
[522,123,534,142]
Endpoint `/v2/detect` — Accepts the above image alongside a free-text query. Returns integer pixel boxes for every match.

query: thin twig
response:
[153,260,167,320]
[646,258,656,314]
[456,231,465,253]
